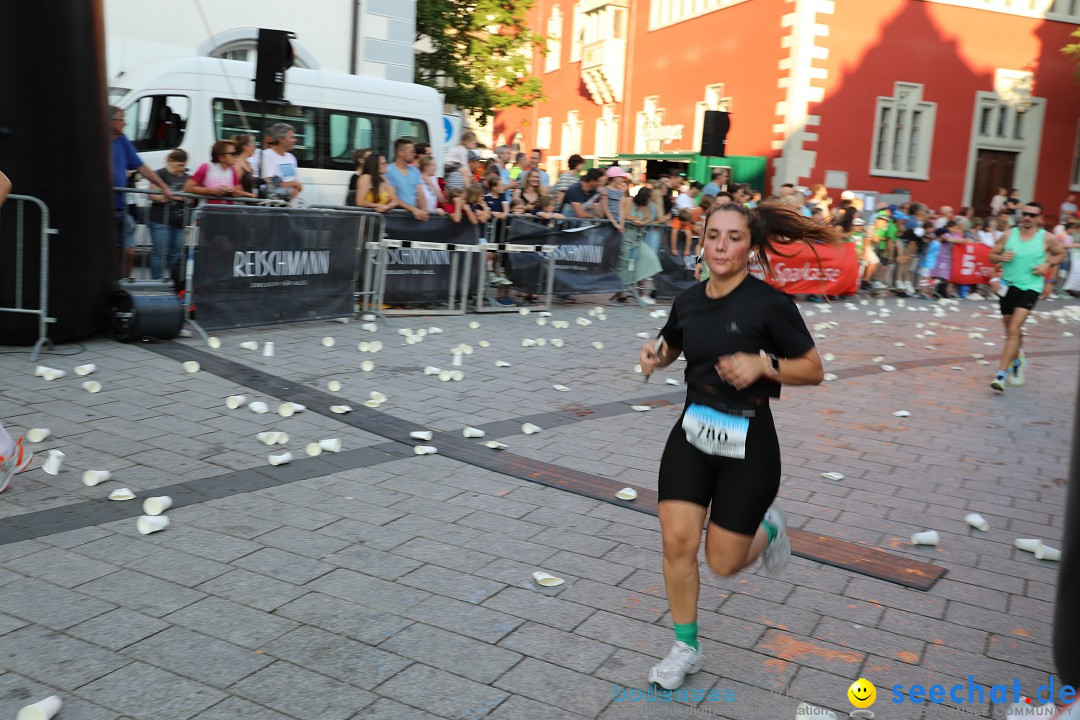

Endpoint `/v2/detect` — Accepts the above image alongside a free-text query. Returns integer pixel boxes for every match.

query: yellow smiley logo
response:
[848,678,877,708]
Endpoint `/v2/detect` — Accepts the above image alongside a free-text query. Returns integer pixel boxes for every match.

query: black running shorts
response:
[658,403,781,536]
[999,285,1040,316]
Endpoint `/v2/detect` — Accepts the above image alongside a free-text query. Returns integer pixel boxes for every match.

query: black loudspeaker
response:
[254,29,296,103]
[111,280,184,343]
[701,110,731,157]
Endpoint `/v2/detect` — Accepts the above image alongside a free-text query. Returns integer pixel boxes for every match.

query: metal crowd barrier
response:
[308,205,386,314]
[362,236,479,318]
[0,194,57,361]
[472,239,557,313]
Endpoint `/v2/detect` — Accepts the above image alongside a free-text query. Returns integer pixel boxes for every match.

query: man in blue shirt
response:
[385,137,429,221]
[529,149,551,189]
[110,105,174,278]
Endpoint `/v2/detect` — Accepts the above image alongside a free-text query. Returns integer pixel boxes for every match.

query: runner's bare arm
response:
[988,235,1011,263]
[714,347,824,390]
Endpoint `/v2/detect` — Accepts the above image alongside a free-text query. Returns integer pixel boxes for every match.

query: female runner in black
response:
[639,201,832,689]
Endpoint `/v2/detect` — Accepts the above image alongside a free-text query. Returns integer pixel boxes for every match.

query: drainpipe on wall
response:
[349,0,360,74]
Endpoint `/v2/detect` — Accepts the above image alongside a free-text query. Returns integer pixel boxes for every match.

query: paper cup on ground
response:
[450,370,463,381]
[964,513,990,532]
[136,515,170,535]
[42,368,65,381]
[1014,538,1044,553]
[591,341,604,349]
[327,380,342,392]
[322,336,336,347]
[82,470,111,486]
[463,427,485,438]
[182,361,200,373]
[268,452,293,466]
[34,365,51,377]
[532,571,564,587]
[369,391,387,404]
[240,341,259,350]
[911,530,940,546]
[358,341,371,352]
[495,360,511,367]
[207,337,221,349]
[823,372,838,382]
[257,432,280,446]
[536,338,547,346]
[108,488,136,501]
[484,440,508,450]
[451,353,463,367]
[330,405,352,414]
[631,405,651,412]
[305,442,323,457]
[74,363,97,376]
[262,342,275,357]
[363,399,382,408]
[414,445,438,455]
[276,433,289,445]
[27,428,51,443]
[1035,545,1061,561]
[143,496,173,516]
[821,472,845,481]
[81,380,102,393]
[424,366,440,375]
[360,360,375,372]
[278,402,305,418]
[552,384,570,392]
[360,323,377,332]
[892,410,911,418]
[16,695,62,720]
[42,450,64,476]
[478,340,490,348]
[522,423,541,435]
[410,430,434,441]
[427,327,443,335]
[550,339,564,348]
[615,487,638,501]
[319,438,342,453]
[226,394,248,409]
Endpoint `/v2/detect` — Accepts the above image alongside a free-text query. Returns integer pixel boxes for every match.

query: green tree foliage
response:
[1064,26,1080,79]
[416,0,546,125]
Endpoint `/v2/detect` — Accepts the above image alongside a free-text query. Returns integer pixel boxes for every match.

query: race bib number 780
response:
[682,403,749,459]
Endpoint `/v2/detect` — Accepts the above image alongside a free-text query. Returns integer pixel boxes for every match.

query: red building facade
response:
[493,0,1080,212]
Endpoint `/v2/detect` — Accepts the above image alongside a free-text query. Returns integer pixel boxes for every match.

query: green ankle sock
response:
[762,520,777,544]
[674,622,699,651]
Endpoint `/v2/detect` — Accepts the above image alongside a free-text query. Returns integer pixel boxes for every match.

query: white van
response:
[116,56,443,207]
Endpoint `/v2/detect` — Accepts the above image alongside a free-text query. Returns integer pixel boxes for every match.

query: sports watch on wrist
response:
[760,350,780,380]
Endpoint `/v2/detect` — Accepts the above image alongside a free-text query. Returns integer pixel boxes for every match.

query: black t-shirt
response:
[148,168,190,227]
[562,182,596,211]
[660,276,815,404]
[346,172,359,206]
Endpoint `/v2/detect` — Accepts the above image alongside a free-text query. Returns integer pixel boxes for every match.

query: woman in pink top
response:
[183,140,254,204]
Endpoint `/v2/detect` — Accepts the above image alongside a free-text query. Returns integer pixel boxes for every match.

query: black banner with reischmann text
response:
[504,218,624,294]
[380,213,481,303]
[192,206,360,330]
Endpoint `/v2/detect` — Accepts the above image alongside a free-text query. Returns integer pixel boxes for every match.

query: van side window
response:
[125,95,189,151]
[323,112,430,170]
[212,99,317,164]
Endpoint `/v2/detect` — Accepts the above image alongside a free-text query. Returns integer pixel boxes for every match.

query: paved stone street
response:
[0,293,1076,720]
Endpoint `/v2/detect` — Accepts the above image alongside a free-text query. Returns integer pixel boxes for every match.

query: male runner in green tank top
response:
[987,201,1065,393]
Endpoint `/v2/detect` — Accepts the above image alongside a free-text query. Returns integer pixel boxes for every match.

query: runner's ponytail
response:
[709,201,840,279]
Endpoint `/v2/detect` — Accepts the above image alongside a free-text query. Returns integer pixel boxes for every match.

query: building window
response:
[570,2,584,62]
[870,82,936,180]
[649,0,750,30]
[561,111,582,156]
[546,6,562,73]
[595,105,620,157]
[1071,120,1080,191]
[919,0,1080,24]
[536,117,552,150]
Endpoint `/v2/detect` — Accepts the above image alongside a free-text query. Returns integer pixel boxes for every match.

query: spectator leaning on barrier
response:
[354,153,397,213]
[386,138,429,221]
[184,140,252,204]
[561,168,604,219]
[345,147,372,206]
[110,105,175,280]
[231,134,257,197]
[147,148,190,281]
[513,169,547,212]
[418,156,446,216]
[260,122,302,205]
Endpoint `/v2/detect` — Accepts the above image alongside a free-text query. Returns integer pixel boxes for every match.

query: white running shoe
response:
[761,505,791,575]
[648,641,702,690]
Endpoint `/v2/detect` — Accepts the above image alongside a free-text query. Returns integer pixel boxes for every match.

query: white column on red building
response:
[771,0,834,192]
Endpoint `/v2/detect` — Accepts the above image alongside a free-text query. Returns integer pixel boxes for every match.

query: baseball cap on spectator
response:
[605,166,629,178]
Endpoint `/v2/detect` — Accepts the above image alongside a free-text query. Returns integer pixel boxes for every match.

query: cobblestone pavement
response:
[0,293,1076,720]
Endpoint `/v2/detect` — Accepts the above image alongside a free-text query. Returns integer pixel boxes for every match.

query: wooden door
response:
[972,150,1017,218]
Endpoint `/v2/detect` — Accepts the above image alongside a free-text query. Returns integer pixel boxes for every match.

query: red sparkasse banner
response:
[763,242,859,296]
[949,243,994,285]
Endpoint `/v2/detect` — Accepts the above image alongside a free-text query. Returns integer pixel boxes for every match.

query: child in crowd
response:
[918,222,943,298]
[670,209,699,257]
